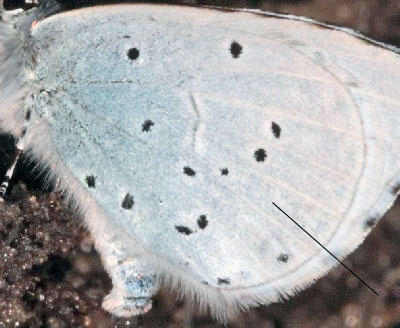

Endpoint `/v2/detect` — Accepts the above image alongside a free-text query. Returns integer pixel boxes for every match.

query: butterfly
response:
[0,1,399,322]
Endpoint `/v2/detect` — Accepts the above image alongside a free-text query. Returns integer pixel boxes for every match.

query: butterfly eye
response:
[127,47,140,60]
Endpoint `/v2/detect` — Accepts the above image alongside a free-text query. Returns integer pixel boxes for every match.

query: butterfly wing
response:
[26,4,400,318]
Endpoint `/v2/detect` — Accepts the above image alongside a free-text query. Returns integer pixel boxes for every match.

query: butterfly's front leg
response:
[94,231,158,317]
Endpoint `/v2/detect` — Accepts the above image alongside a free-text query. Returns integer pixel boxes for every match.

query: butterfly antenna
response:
[0,149,22,200]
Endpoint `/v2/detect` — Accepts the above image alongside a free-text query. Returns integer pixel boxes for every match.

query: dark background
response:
[0,1,400,327]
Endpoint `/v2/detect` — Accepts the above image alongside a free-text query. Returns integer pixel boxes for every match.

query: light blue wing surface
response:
[17,4,400,317]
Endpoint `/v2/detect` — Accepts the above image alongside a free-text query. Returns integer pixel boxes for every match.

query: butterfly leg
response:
[0,95,34,201]
[98,235,158,317]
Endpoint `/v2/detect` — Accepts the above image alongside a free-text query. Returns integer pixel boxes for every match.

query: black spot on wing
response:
[365,217,377,229]
[142,120,154,132]
[217,277,231,286]
[85,175,96,188]
[254,148,267,162]
[121,193,134,209]
[277,253,289,263]
[175,225,193,235]
[183,166,196,176]
[127,48,140,60]
[230,41,242,58]
[220,168,229,176]
[197,215,208,229]
[271,122,281,138]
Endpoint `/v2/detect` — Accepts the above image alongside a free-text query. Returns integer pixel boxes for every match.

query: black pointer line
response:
[272,202,379,296]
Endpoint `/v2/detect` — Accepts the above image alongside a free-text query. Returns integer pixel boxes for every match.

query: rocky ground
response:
[1,0,400,327]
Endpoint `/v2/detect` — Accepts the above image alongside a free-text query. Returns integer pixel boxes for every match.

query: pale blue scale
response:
[18,3,400,319]
[31,6,366,284]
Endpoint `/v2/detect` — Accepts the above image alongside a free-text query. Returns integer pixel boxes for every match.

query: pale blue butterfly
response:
[0,1,399,321]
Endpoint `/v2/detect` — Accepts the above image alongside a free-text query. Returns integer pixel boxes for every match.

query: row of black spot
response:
[82,120,281,215]
[183,122,280,176]
[183,166,230,176]
[90,45,287,281]
[85,175,135,209]
[181,147,267,178]
[127,41,244,61]
[83,119,281,215]
[141,120,279,137]
[175,214,209,236]
[84,174,211,230]
[207,252,289,288]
